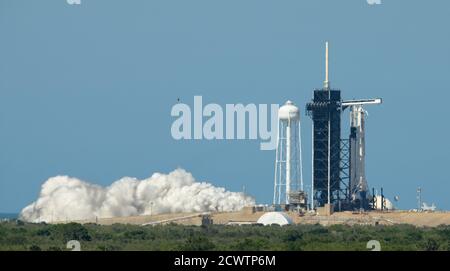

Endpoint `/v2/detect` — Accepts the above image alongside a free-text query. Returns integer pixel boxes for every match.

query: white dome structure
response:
[257,212,293,226]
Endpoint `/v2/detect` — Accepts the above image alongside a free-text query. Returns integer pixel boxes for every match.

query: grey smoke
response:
[20,169,255,223]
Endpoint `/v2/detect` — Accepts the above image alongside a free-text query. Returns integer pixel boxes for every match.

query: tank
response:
[274,100,303,206]
[278,100,300,121]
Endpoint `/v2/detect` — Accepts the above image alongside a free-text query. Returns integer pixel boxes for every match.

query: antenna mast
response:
[324,41,330,90]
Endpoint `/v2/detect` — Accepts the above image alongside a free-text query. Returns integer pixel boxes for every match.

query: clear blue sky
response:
[1,0,449,213]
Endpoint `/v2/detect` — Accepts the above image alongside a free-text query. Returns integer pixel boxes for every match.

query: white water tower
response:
[273,100,304,205]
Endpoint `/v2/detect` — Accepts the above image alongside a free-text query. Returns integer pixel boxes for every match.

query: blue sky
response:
[0,0,449,212]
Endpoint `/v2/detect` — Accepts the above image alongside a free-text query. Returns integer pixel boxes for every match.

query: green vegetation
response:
[0,221,449,251]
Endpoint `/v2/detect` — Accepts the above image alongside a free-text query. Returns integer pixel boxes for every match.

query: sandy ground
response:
[67,209,450,227]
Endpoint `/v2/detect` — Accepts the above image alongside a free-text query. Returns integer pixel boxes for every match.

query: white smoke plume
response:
[20,169,255,223]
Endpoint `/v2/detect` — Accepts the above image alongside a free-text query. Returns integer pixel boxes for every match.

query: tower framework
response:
[306,42,382,210]
[306,42,348,209]
[306,89,347,208]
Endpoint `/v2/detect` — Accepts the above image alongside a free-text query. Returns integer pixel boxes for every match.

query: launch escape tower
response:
[306,42,382,211]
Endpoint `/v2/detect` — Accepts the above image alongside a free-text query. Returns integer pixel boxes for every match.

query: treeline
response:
[0,221,449,251]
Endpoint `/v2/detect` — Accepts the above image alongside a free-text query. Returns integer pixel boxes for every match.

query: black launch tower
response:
[306,88,344,208]
[306,42,382,211]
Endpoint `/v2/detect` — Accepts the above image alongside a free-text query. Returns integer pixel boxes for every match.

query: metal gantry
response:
[306,42,382,211]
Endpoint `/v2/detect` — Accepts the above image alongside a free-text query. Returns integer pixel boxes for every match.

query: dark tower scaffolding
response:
[306,42,349,209]
[306,42,382,211]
